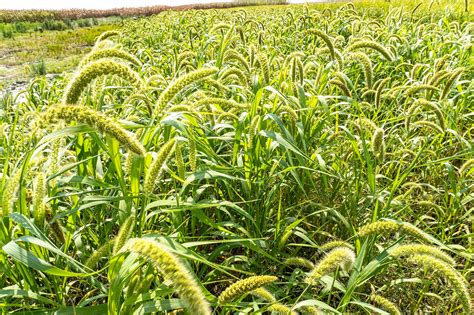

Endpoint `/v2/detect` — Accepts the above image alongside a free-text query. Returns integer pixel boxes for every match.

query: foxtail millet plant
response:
[143,138,176,194]
[405,99,445,130]
[347,40,394,61]
[389,243,456,266]
[218,275,278,305]
[80,48,141,68]
[223,49,250,72]
[268,303,297,315]
[256,53,270,84]
[412,120,444,134]
[305,247,356,285]
[372,127,385,160]
[405,84,439,97]
[1,169,22,217]
[285,257,315,270]
[330,79,352,97]
[154,67,218,115]
[95,30,120,43]
[375,77,390,108]
[357,220,431,242]
[406,254,471,314]
[440,67,464,100]
[348,51,373,88]
[194,97,248,111]
[369,294,402,315]
[123,238,212,315]
[319,240,354,251]
[250,287,276,302]
[305,29,336,60]
[32,172,46,226]
[112,215,135,255]
[85,239,115,269]
[62,59,142,104]
[175,141,185,179]
[38,105,146,155]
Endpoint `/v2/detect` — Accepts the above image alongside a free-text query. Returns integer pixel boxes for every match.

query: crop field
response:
[0,1,472,314]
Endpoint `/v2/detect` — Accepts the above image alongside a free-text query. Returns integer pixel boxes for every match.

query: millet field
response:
[0,1,473,314]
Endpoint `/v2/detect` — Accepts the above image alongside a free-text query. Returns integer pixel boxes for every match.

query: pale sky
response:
[0,0,317,10]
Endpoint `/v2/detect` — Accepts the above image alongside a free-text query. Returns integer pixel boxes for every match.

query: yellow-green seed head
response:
[144,138,176,194]
[32,172,46,227]
[63,59,141,105]
[268,303,297,315]
[320,240,354,252]
[284,257,315,270]
[38,105,146,156]
[347,40,394,61]
[369,294,401,315]
[389,243,455,266]
[407,254,471,314]
[155,67,218,115]
[218,275,278,305]
[124,238,212,315]
[305,247,355,285]
[80,48,141,68]
[250,287,276,302]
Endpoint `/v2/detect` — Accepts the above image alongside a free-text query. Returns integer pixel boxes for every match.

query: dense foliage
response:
[0,1,472,314]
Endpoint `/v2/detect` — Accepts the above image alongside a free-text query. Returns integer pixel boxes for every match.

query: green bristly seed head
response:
[369,294,401,315]
[218,275,278,305]
[62,59,142,105]
[305,29,335,60]
[268,303,297,315]
[80,48,141,68]
[143,138,176,194]
[357,220,431,242]
[95,30,120,43]
[372,127,385,159]
[155,67,218,115]
[320,240,354,252]
[305,247,355,285]
[389,243,456,266]
[124,238,212,315]
[38,105,146,155]
[406,254,471,314]
[250,287,276,302]
[347,40,394,61]
[285,257,315,270]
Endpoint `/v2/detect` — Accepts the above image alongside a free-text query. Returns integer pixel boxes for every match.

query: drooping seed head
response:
[155,67,218,115]
[284,257,315,270]
[347,40,394,61]
[80,48,141,68]
[143,138,176,194]
[305,247,356,285]
[369,294,401,315]
[406,254,471,314]
[389,243,456,266]
[38,105,146,156]
[124,238,212,315]
[62,59,142,105]
[218,275,278,305]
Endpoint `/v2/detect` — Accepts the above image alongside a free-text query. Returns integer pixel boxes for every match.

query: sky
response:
[0,0,318,10]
